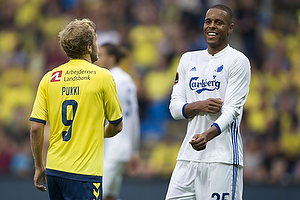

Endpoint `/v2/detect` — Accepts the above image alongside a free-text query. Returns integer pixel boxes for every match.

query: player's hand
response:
[34,167,47,191]
[127,153,140,176]
[201,98,223,113]
[189,134,207,151]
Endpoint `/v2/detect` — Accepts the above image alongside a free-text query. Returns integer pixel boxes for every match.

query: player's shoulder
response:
[179,49,206,65]
[228,46,249,62]
[227,46,251,71]
[41,67,61,82]
[182,49,206,58]
[111,67,134,81]
[94,64,111,74]
[110,67,126,76]
[83,63,113,79]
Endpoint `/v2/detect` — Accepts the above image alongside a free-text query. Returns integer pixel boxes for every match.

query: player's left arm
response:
[131,84,140,155]
[190,125,219,151]
[213,55,251,134]
[102,70,123,137]
[127,84,141,175]
[190,56,251,151]
[104,120,123,138]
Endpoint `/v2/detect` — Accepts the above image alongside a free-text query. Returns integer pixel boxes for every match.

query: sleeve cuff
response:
[182,103,188,119]
[29,117,46,125]
[109,117,123,124]
[212,123,221,135]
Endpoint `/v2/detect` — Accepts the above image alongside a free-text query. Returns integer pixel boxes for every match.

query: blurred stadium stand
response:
[1,0,300,199]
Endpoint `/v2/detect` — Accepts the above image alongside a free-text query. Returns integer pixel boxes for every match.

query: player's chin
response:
[205,35,217,43]
[207,41,220,49]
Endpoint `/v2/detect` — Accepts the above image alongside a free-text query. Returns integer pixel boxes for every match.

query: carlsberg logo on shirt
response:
[189,75,220,94]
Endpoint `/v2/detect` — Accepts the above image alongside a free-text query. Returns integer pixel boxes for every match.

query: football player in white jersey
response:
[96,43,140,200]
[166,4,251,200]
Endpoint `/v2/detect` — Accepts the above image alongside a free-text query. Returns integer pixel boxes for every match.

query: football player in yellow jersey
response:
[29,18,123,200]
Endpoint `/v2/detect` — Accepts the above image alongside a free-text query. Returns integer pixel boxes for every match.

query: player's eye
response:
[215,20,224,25]
[205,20,211,24]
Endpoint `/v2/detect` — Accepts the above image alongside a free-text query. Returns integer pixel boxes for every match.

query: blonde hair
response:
[59,18,96,59]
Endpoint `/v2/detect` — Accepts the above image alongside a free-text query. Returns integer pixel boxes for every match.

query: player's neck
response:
[80,54,92,63]
[207,44,228,56]
[107,63,117,70]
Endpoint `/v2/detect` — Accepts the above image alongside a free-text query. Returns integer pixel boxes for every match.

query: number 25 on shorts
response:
[211,192,230,200]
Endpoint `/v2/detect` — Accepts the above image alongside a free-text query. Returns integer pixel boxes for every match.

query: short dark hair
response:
[210,4,233,24]
[59,18,96,59]
[101,43,125,64]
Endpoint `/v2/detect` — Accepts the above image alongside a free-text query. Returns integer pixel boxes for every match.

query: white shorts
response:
[103,160,126,198]
[165,161,243,200]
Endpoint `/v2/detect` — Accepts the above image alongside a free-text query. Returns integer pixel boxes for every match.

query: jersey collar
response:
[206,44,230,58]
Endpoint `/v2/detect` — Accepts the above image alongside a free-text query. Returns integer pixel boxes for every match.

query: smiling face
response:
[203,8,233,55]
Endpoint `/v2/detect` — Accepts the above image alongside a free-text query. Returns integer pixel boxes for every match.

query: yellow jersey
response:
[30,59,122,182]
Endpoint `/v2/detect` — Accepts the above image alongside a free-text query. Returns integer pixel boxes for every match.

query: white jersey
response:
[169,45,251,166]
[104,67,140,162]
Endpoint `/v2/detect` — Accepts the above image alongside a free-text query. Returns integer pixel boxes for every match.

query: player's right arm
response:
[169,54,188,120]
[29,73,49,191]
[30,121,47,191]
[183,98,223,118]
[169,53,223,119]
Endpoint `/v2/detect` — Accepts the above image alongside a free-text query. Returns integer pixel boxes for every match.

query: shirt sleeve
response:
[131,84,141,154]
[29,72,50,124]
[169,53,189,120]
[102,70,123,123]
[214,55,251,133]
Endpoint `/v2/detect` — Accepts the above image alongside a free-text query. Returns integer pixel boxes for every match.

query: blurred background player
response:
[29,19,123,200]
[96,43,140,200]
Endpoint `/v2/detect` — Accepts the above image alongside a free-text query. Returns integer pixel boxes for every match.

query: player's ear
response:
[228,23,234,35]
[87,44,92,54]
